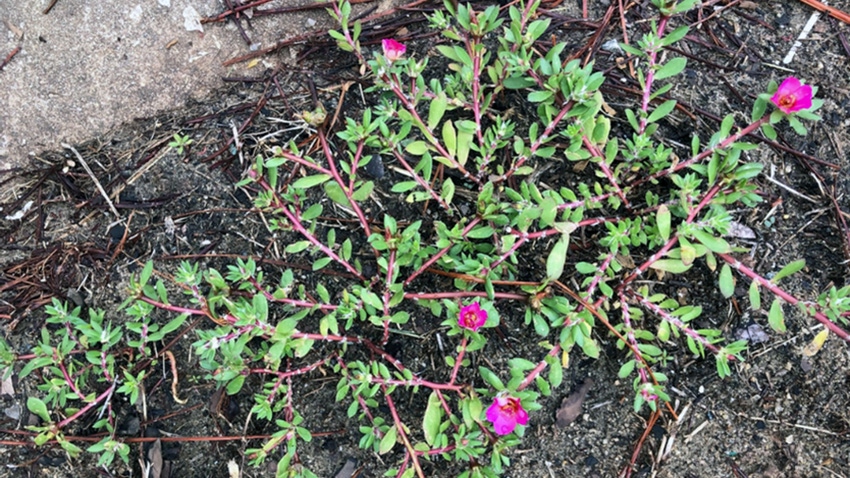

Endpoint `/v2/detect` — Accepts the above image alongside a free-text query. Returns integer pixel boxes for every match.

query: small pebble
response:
[183,6,204,32]
[800,356,813,373]
[129,5,143,23]
[601,39,622,54]
[4,404,21,420]
[108,224,126,244]
[363,155,384,179]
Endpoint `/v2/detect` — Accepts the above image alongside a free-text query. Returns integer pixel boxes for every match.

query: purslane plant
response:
[3,0,849,476]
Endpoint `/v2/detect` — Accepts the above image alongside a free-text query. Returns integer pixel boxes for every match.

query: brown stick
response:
[0,46,20,71]
[165,351,188,404]
[222,0,431,67]
[797,0,850,24]
[201,0,276,23]
[255,0,375,16]
[42,0,59,14]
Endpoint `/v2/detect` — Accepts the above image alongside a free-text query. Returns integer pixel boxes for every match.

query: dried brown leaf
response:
[148,438,163,478]
[0,373,14,396]
[555,378,594,428]
[334,457,358,478]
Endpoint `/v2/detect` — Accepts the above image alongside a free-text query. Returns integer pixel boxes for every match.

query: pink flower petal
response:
[515,407,529,426]
[770,77,813,114]
[382,38,406,62]
[458,302,488,331]
[486,395,527,436]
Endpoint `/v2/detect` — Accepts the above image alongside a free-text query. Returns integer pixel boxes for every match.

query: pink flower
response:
[382,39,406,62]
[770,77,812,114]
[458,302,487,331]
[486,395,528,435]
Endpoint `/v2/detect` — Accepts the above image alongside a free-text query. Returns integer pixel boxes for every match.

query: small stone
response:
[727,221,756,239]
[602,39,622,53]
[129,5,143,23]
[735,323,770,344]
[4,404,21,420]
[107,224,126,244]
[800,356,813,373]
[363,155,384,179]
[183,6,204,32]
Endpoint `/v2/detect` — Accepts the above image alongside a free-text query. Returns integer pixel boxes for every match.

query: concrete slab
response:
[0,0,381,171]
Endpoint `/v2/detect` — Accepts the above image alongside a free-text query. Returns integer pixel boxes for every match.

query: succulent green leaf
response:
[27,397,51,422]
[749,280,761,310]
[580,338,600,358]
[405,141,429,156]
[456,121,475,167]
[618,359,635,378]
[751,97,767,122]
[654,57,687,80]
[391,181,419,193]
[657,204,671,241]
[546,234,570,281]
[650,259,692,274]
[719,264,735,298]
[226,375,246,395]
[140,261,154,287]
[324,182,351,207]
[436,44,459,62]
[441,178,455,204]
[528,90,554,103]
[442,120,456,158]
[379,426,397,454]
[312,257,332,271]
[285,241,311,254]
[662,25,689,46]
[478,366,504,390]
[428,95,448,130]
[291,174,331,189]
[549,359,563,388]
[303,203,324,222]
[351,181,374,202]
[761,122,777,141]
[160,314,188,335]
[647,100,677,123]
[768,298,786,333]
[691,230,731,253]
[423,392,442,446]
[466,226,495,239]
[771,259,805,284]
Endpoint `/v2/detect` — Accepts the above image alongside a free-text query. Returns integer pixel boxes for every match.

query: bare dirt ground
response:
[1,1,850,477]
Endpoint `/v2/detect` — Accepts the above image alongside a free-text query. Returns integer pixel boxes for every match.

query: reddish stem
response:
[383,385,425,478]
[718,253,850,344]
[57,381,117,429]
[449,337,467,385]
[404,217,481,286]
[638,16,670,134]
[636,116,770,187]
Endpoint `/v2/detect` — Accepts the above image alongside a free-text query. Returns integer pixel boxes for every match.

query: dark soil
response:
[2,1,850,477]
